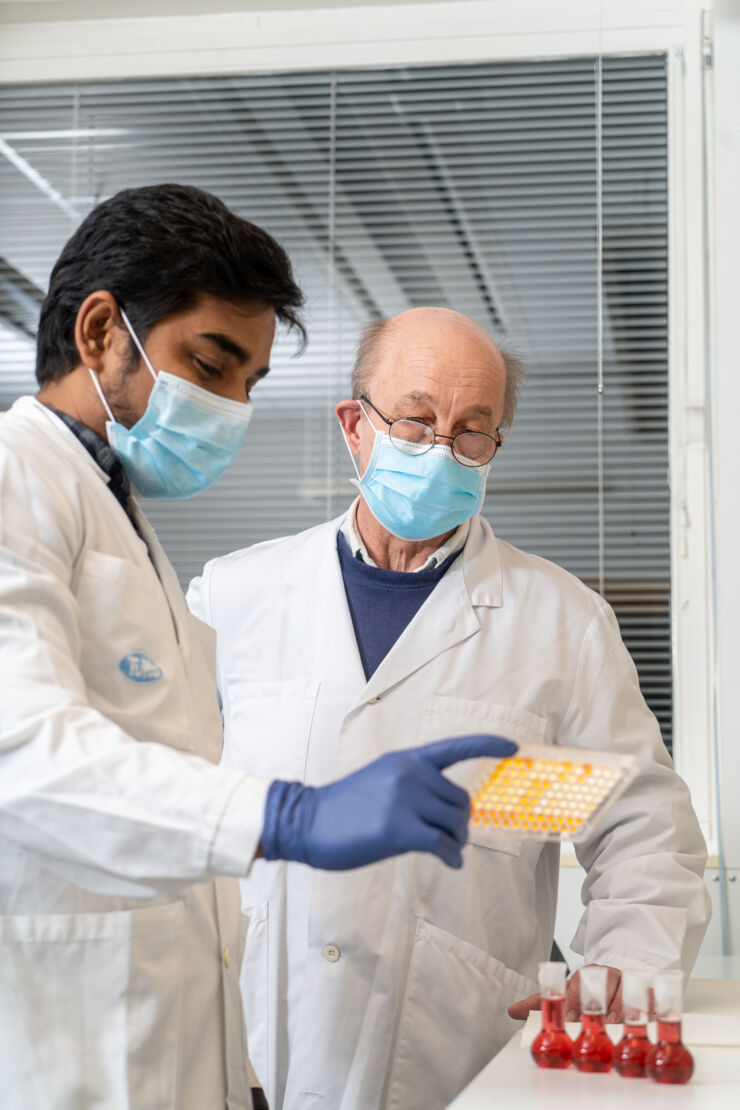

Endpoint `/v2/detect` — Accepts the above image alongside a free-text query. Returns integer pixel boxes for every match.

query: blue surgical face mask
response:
[345,404,489,541]
[88,309,253,500]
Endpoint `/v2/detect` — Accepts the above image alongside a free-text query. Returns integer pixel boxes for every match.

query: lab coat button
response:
[367,696,381,704]
[222,946,230,969]
[323,944,341,962]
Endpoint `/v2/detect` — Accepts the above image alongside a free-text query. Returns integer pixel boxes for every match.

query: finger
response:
[565,970,581,1021]
[414,788,469,844]
[565,965,620,1022]
[412,823,464,869]
[415,758,471,810]
[420,734,518,770]
[606,972,623,1023]
[508,992,541,1020]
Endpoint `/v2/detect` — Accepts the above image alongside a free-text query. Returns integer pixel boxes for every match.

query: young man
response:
[0,187,514,1109]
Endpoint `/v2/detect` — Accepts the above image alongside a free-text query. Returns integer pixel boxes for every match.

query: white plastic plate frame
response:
[459,743,638,844]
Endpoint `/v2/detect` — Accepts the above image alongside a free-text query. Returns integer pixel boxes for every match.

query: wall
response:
[0,0,435,20]
[710,0,740,928]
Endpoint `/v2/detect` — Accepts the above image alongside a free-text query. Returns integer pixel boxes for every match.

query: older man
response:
[187,307,710,1110]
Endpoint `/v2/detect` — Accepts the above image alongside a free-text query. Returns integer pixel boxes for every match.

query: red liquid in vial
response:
[572,1013,613,1072]
[646,1021,694,1084]
[531,997,573,1069]
[612,1024,650,1078]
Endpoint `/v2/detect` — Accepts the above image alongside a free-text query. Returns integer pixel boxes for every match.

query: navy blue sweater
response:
[336,530,461,680]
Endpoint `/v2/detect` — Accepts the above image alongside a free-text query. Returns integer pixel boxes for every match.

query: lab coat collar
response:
[461,514,504,609]
[128,501,191,645]
[314,520,369,694]
[14,396,159,573]
[341,513,503,713]
[26,395,189,638]
[16,396,115,486]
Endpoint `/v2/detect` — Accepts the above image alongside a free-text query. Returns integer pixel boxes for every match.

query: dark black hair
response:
[36,183,305,385]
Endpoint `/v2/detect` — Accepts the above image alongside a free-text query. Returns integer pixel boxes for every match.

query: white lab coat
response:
[0,397,269,1110]
[188,512,710,1110]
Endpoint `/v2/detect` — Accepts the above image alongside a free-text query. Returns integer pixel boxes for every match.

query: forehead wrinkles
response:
[378,319,499,369]
[371,346,504,404]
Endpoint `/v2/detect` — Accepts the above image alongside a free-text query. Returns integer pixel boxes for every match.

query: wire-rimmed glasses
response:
[359,394,501,468]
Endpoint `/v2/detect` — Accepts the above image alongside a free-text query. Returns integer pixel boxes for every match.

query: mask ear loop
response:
[88,366,115,424]
[88,306,158,424]
[120,308,157,383]
[340,400,370,481]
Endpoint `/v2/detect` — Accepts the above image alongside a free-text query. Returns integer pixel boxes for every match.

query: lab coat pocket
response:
[239,901,270,1099]
[386,919,537,1110]
[75,549,176,713]
[0,900,185,1110]
[223,679,319,779]
[420,694,548,745]
[420,695,548,854]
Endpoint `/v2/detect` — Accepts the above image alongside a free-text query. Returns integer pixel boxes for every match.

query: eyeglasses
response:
[358,395,502,468]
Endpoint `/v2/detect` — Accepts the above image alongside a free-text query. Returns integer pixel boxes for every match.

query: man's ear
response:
[73,290,121,372]
[335,400,364,455]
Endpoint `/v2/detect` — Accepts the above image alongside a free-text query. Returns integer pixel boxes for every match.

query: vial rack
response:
[460,743,636,843]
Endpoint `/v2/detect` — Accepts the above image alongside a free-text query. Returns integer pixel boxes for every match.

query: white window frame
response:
[0,0,716,847]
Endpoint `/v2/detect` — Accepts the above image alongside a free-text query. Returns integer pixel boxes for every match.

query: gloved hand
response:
[260,733,518,870]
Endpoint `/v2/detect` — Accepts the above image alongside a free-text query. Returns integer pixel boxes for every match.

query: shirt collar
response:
[339,496,469,572]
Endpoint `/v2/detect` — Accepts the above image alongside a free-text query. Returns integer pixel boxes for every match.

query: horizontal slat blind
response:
[0,55,672,750]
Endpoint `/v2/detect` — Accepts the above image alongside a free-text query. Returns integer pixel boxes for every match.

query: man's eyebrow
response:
[198,332,249,363]
[457,403,495,421]
[397,390,436,407]
[397,391,495,421]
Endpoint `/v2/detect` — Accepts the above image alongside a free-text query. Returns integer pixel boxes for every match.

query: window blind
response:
[0,54,672,749]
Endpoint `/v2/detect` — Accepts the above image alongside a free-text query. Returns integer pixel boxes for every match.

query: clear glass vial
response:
[530,962,573,1069]
[612,969,652,1078]
[572,965,613,1072]
[646,970,694,1084]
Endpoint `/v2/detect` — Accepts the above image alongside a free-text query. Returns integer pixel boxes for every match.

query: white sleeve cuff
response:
[208,772,271,876]
[577,946,683,972]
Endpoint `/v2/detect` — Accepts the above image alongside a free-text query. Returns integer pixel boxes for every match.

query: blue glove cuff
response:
[261,779,317,864]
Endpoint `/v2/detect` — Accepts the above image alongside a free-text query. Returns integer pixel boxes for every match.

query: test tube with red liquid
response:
[572,965,613,1072]
[646,970,694,1084]
[530,961,573,1069]
[612,970,652,1077]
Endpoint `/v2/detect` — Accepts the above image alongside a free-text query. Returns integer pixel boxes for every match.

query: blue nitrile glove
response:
[260,733,518,870]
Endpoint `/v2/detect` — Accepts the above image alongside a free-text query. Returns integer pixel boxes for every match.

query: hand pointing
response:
[260,733,518,870]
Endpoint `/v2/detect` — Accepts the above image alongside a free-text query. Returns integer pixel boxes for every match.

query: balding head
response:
[352,307,524,430]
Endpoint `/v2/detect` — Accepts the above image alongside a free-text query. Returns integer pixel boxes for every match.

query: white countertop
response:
[445,979,740,1109]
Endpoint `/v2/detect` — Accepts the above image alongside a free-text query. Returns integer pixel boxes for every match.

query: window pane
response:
[0,55,671,750]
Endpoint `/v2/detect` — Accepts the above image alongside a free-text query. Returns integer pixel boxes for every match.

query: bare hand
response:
[508,964,623,1022]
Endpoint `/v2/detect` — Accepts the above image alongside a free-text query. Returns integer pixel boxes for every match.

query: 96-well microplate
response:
[463,744,636,843]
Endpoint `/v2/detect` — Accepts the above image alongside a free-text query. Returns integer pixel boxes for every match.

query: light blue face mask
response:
[346,406,490,541]
[89,309,252,500]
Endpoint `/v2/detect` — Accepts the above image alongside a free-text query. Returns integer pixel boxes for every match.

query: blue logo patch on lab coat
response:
[118,651,163,683]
